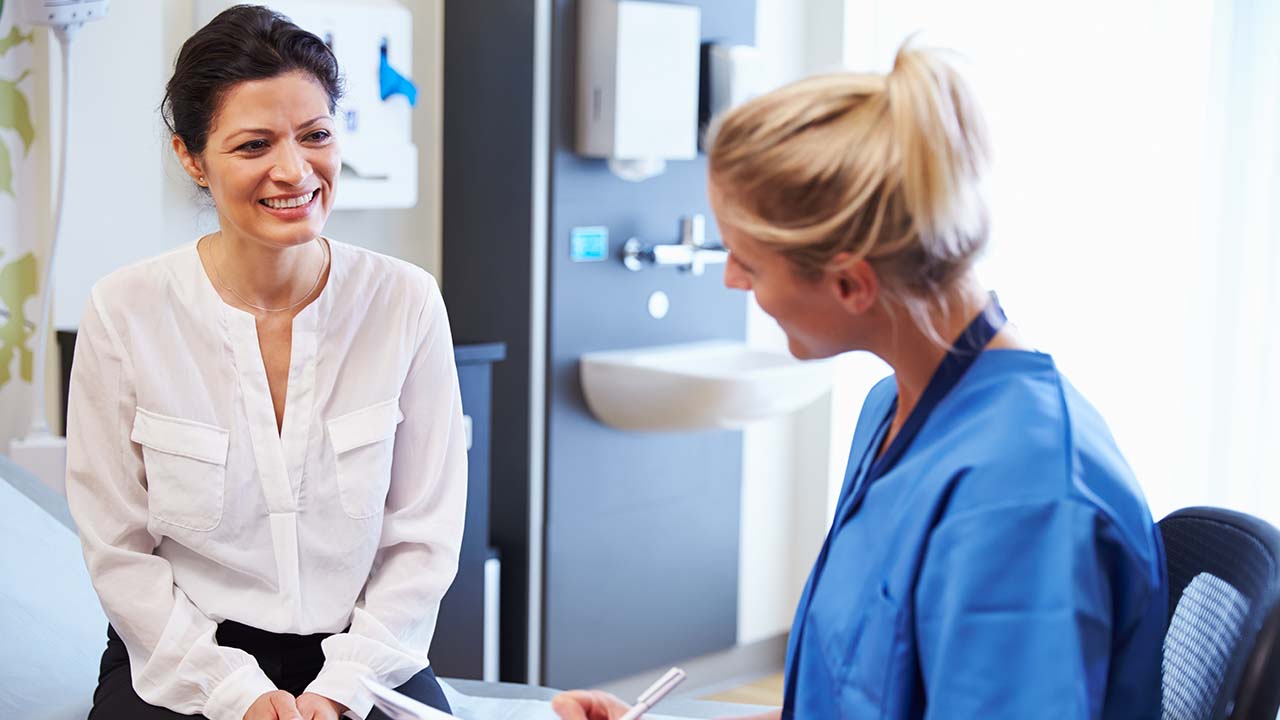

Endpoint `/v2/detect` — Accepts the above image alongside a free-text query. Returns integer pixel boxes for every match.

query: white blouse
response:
[64,239,467,720]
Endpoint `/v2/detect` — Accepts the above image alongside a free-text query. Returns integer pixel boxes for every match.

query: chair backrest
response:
[1159,507,1280,720]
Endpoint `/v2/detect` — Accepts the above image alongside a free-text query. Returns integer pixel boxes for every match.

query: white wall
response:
[45,0,444,332]
[1193,0,1280,525]
[48,0,170,330]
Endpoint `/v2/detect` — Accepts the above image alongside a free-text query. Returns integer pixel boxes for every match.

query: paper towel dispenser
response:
[576,0,701,182]
[195,0,418,209]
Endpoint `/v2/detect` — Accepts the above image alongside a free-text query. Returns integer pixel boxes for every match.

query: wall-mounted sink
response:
[580,340,835,432]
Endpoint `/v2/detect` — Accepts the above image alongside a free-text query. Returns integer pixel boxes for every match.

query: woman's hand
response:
[551,689,782,720]
[550,690,633,720]
[296,692,347,720]
[244,690,302,720]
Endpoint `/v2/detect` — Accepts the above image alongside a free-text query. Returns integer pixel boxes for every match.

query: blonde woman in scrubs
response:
[554,42,1166,720]
[65,7,465,720]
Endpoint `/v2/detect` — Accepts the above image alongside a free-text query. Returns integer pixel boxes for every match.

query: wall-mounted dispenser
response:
[196,0,417,209]
[576,0,701,182]
[700,43,764,147]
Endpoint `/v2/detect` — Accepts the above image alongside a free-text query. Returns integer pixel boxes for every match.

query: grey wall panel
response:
[445,0,757,688]
[442,0,538,683]
[542,0,756,688]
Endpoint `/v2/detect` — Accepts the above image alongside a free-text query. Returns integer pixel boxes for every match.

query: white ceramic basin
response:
[580,340,835,431]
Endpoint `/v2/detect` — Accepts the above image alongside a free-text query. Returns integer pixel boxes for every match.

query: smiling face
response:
[174,71,339,250]
[711,179,882,360]
[718,219,851,360]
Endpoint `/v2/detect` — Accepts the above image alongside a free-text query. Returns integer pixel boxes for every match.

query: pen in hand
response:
[618,667,686,720]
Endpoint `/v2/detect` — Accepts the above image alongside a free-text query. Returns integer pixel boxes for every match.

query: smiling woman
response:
[63,6,466,720]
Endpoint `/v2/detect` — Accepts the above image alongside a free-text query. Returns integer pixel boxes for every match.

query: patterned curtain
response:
[0,0,41,447]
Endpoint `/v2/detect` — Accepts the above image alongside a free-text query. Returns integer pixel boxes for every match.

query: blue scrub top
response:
[784,350,1167,719]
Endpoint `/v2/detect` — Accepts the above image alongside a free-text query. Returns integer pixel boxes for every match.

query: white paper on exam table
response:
[360,678,693,720]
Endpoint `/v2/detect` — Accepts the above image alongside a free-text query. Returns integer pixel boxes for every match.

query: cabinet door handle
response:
[484,551,501,682]
[463,414,473,451]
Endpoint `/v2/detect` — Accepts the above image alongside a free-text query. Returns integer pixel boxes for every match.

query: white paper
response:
[360,677,694,720]
[361,676,459,720]
[439,682,691,720]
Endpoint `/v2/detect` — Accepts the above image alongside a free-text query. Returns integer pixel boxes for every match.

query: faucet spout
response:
[622,214,728,276]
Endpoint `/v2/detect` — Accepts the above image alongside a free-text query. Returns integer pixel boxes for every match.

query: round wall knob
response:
[648,291,670,320]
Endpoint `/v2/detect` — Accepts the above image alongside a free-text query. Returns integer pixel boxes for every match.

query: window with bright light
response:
[834,0,1280,526]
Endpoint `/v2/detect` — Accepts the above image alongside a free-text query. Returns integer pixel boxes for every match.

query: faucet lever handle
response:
[623,215,726,274]
[681,214,708,247]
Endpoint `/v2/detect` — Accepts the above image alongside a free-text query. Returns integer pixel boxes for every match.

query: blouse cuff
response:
[305,660,377,720]
[203,663,277,720]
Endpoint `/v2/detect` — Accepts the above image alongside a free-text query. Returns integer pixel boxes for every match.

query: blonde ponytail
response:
[886,46,991,266]
[707,40,992,343]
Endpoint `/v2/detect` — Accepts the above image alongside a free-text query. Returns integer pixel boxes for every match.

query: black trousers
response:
[88,623,451,719]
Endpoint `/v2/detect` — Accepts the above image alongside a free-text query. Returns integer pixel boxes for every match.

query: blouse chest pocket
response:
[131,408,229,532]
[327,398,404,519]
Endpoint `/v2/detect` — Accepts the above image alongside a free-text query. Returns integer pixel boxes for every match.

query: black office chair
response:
[1159,507,1280,720]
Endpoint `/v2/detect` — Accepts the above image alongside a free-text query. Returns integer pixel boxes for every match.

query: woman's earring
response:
[198,176,206,186]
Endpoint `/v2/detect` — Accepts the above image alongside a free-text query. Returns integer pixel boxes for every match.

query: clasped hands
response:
[245,690,347,720]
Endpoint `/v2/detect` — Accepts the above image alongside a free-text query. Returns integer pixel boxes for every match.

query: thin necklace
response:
[208,233,329,313]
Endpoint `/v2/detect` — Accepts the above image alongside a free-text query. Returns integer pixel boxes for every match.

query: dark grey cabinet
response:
[431,342,506,680]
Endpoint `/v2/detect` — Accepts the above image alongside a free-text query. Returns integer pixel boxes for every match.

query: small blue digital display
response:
[570,226,609,262]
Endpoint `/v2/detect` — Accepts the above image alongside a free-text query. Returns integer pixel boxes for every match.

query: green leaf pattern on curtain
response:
[0,248,37,388]
[0,25,34,56]
[0,11,36,198]
[0,0,40,392]
[0,68,33,195]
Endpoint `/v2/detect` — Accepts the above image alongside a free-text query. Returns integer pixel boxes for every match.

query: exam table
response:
[0,456,771,720]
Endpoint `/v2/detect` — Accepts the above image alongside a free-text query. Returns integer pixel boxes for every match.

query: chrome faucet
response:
[623,215,728,276]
